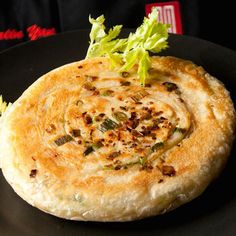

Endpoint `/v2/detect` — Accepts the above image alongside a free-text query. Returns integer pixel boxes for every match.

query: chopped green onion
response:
[70,129,81,137]
[54,135,73,146]
[112,111,128,122]
[174,127,186,134]
[151,142,164,152]
[101,90,114,96]
[162,82,178,92]
[84,141,103,156]
[130,90,149,102]
[99,118,119,132]
[139,156,147,166]
[83,146,94,156]
[103,164,115,170]
[92,141,104,150]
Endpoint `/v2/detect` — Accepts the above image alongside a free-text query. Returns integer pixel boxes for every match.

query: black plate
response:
[0,30,236,236]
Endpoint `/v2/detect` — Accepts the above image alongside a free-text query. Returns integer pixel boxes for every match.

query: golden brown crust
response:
[0,56,235,221]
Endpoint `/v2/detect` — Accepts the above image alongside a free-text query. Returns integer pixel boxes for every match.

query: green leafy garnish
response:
[86,8,170,85]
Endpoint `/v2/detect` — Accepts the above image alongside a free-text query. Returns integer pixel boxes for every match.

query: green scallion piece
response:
[84,141,103,156]
[99,118,119,132]
[101,90,114,96]
[139,156,147,166]
[70,129,81,137]
[112,111,128,122]
[54,135,73,146]
[151,142,164,152]
[130,90,149,102]
[174,127,186,134]
[83,146,94,156]
[162,82,178,92]
[92,141,104,150]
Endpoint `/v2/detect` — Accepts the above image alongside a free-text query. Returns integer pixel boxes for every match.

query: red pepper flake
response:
[141,111,152,120]
[120,81,131,86]
[131,129,143,137]
[114,165,122,170]
[78,65,83,69]
[92,90,100,96]
[29,169,37,178]
[107,151,121,160]
[120,106,127,111]
[130,143,138,148]
[162,165,176,176]
[85,75,98,82]
[154,111,163,116]
[84,114,92,125]
[117,131,121,141]
[70,129,81,137]
[83,82,96,91]
[95,113,105,122]
[140,162,153,172]
[45,124,56,134]
[117,96,123,101]
[162,82,178,92]
[140,130,151,136]
[130,112,137,120]
[121,71,130,78]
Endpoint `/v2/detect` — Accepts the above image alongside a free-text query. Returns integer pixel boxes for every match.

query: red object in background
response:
[146,1,183,34]
[0,29,24,40]
[27,25,56,40]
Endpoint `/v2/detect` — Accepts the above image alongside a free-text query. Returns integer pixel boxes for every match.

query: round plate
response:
[0,30,236,236]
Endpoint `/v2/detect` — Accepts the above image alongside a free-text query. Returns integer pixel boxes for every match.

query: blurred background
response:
[0,0,235,52]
